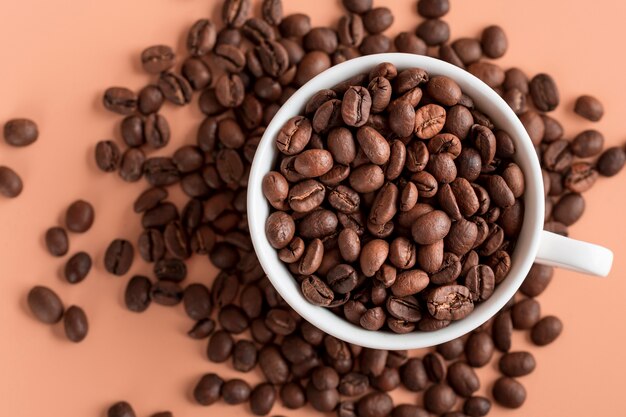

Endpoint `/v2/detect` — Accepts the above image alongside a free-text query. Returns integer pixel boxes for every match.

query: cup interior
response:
[248,53,544,350]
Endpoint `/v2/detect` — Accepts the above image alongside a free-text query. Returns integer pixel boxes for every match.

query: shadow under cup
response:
[248,53,544,350]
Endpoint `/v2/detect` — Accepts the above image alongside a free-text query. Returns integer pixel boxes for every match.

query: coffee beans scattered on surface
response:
[18,0,625,416]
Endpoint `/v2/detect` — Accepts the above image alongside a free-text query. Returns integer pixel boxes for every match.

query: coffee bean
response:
[492,310,513,352]
[511,298,541,329]
[399,358,428,391]
[45,227,69,257]
[423,352,446,383]
[465,331,494,367]
[436,337,464,360]
[468,62,505,88]
[571,130,604,158]
[416,19,449,46]
[137,85,164,115]
[492,377,526,408]
[65,200,94,233]
[119,148,145,182]
[207,330,235,362]
[531,315,563,346]
[395,32,427,55]
[357,392,393,417]
[427,284,473,321]
[159,72,192,105]
[107,401,136,417]
[150,280,183,306]
[222,0,251,28]
[124,275,152,313]
[27,285,64,324]
[265,211,295,249]
[411,210,451,245]
[529,73,559,112]
[481,25,507,58]
[141,45,175,74]
[187,19,216,56]
[424,383,456,414]
[104,239,134,276]
[417,0,449,18]
[414,104,446,139]
[564,162,598,192]
[95,140,121,172]
[301,275,334,306]
[259,345,289,384]
[499,351,536,377]
[295,51,331,86]
[182,57,212,90]
[3,118,38,146]
[597,147,626,177]
[223,379,251,405]
[194,373,224,405]
[64,252,92,284]
[520,264,553,297]
[103,87,137,115]
[250,383,276,415]
[342,87,372,127]
[363,7,393,34]
[447,361,479,397]
[63,305,88,343]
[463,396,491,417]
[574,95,604,121]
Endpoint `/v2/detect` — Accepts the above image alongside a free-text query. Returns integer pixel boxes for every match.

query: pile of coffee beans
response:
[263,63,524,333]
[19,0,625,416]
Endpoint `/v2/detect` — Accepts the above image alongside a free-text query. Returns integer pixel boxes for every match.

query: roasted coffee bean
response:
[529,73,559,112]
[259,345,289,384]
[363,7,393,34]
[304,27,338,54]
[356,392,393,417]
[223,379,251,405]
[531,315,563,346]
[417,0,449,18]
[416,19,449,46]
[158,72,192,105]
[427,284,473,321]
[499,351,536,377]
[124,275,152,313]
[95,140,121,173]
[447,361,479,397]
[119,148,145,182]
[492,377,526,408]
[207,330,235,362]
[107,401,136,417]
[137,85,164,115]
[574,95,604,121]
[182,283,212,320]
[27,286,64,324]
[103,87,137,115]
[182,57,212,90]
[463,396,491,417]
[342,87,372,127]
[423,352,446,383]
[511,298,541,329]
[222,0,251,27]
[64,252,92,284]
[451,38,481,65]
[571,130,604,158]
[423,384,456,414]
[306,382,339,412]
[295,51,332,86]
[552,193,584,225]
[492,310,513,352]
[3,118,38,146]
[194,373,224,405]
[359,34,391,54]
[481,25,507,58]
[66,200,94,233]
[400,358,428,391]
[104,239,134,276]
[411,210,451,245]
[338,13,365,47]
[63,305,88,343]
[597,147,626,177]
[464,265,495,301]
[265,211,295,249]
[141,45,175,74]
[435,337,464,360]
[231,340,258,373]
[395,32,427,55]
[301,275,334,306]
[465,331,494,367]
[564,162,598,192]
[414,104,446,139]
[45,227,69,257]
[276,116,312,155]
[520,264,553,297]
[249,383,276,415]
[150,280,183,306]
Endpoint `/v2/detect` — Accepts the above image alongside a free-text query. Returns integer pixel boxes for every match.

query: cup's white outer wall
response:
[248,53,546,350]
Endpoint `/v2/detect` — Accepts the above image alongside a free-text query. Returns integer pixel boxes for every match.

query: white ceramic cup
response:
[247,53,613,350]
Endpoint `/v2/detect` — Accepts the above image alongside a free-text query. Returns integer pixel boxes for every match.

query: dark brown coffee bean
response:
[295,51,332,86]
[564,162,598,192]
[597,147,626,177]
[492,377,526,408]
[436,337,464,360]
[424,384,456,414]
[552,193,584,225]
[574,95,604,121]
[427,284,473,321]
[338,13,365,47]
[95,140,121,173]
[119,148,145,182]
[222,0,251,27]
[391,404,429,417]
[417,0,449,18]
[362,7,393,33]
[107,401,136,417]
[223,379,251,405]
[520,264,553,297]
[150,280,183,306]
[531,315,563,346]
[158,72,192,105]
[104,239,134,276]
[451,38,482,65]
[395,32,427,54]
[289,179,325,213]
[4,118,39,147]
[467,62,505,88]
[141,45,175,74]
[249,383,276,415]
[298,209,338,239]
[342,86,372,127]
[388,99,416,138]
[502,88,527,114]
[481,25,507,58]
[499,351,536,377]
[63,305,88,343]
[447,361,479,397]
[411,210,451,245]
[492,310,513,352]
[124,275,152,313]
[463,396,491,417]
[465,331,494,367]
[423,352,446,383]
[529,73,559,112]
[359,306,385,330]
[45,227,69,257]
[194,373,223,405]
[416,19,449,46]
[359,34,391,54]
[356,392,393,417]
[27,286,64,324]
[207,330,234,362]
[259,344,289,384]
[103,87,137,115]
[66,200,94,233]
[464,265,495,302]
[64,252,92,284]
[182,57,212,90]
[301,275,334,306]
[571,130,604,157]
[511,298,541,329]
[215,73,245,107]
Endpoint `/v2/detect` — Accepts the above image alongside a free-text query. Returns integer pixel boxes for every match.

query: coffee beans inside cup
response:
[263,63,524,333]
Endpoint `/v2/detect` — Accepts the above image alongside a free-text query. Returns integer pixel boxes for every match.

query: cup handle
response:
[535,230,613,277]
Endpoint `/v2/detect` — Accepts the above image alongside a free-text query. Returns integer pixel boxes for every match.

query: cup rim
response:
[248,53,544,350]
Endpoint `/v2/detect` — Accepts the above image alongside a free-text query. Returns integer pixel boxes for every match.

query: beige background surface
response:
[1,0,625,416]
